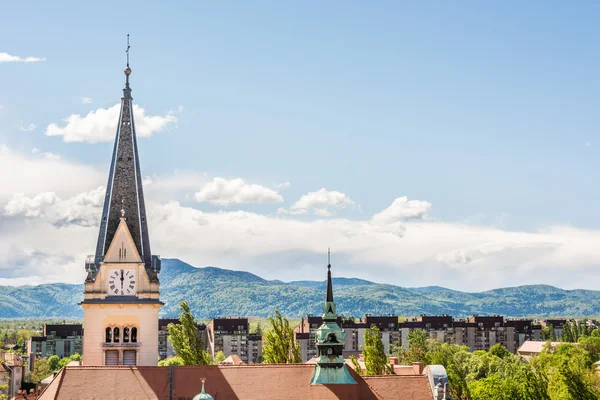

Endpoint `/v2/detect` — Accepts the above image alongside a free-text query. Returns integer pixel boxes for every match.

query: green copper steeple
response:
[310,251,357,385]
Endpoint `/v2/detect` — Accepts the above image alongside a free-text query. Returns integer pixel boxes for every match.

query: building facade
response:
[81,59,162,367]
[205,318,262,363]
[28,324,83,359]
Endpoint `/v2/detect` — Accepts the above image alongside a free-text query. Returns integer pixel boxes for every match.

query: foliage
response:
[47,355,60,371]
[158,356,184,366]
[167,301,210,365]
[395,329,431,365]
[362,326,391,376]
[262,310,301,364]
[213,350,226,364]
[0,376,8,400]
[349,354,363,376]
[30,358,52,383]
[542,324,557,341]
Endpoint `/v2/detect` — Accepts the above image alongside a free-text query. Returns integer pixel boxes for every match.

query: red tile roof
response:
[39,364,433,400]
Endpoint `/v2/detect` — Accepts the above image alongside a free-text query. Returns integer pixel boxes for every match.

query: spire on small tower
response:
[192,378,214,400]
[326,248,334,303]
[310,249,357,385]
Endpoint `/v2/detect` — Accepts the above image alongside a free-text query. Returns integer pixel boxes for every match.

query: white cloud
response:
[194,177,283,205]
[44,152,61,160]
[2,147,600,291]
[0,53,46,63]
[16,123,36,132]
[4,186,105,227]
[276,182,291,189]
[79,97,92,104]
[31,148,39,154]
[279,188,355,216]
[0,146,104,206]
[45,104,177,143]
[371,196,431,223]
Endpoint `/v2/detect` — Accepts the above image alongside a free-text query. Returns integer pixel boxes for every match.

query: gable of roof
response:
[39,365,434,400]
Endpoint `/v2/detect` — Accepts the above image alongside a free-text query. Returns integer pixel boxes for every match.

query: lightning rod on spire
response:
[126,34,131,67]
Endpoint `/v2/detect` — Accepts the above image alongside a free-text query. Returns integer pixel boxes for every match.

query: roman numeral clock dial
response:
[108,269,137,296]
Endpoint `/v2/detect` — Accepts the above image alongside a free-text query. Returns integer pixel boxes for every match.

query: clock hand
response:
[120,270,124,290]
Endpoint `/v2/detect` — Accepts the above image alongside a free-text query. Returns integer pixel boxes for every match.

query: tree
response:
[362,326,390,376]
[349,354,363,376]
[213,350,226,364]
[30,358,52,383]
[168,301,210,365]
[0,376,9,400]
[252,322,263,337]
[158,356,184,366]
[401,329,431,365]
[47,355,60,371]
[262,310,301,364]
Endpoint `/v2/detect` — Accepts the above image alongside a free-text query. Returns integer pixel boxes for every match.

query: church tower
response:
[310,252,356,385]
[82,39,162,366]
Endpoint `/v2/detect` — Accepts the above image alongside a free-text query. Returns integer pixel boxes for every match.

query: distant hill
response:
[1,258,599,319]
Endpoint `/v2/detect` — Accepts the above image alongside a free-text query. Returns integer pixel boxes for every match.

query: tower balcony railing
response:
[102,342,141,348]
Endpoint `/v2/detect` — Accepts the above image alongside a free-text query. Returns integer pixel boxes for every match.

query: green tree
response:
[158,356,184,366]
[349,354,363,376]
[262,310,301,364]
[362,326,390,376]
[252,322,263,337]
[47,355,60,371]
[30,358,52,383]
[213,350,226,364]
[167,301,210,365]
[0,377,9,400]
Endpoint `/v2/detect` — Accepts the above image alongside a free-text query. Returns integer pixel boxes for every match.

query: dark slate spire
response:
[87,36,159,283]
[326,248,334,303]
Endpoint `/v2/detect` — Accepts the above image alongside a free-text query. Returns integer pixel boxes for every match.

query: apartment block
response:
[28,324,83,359]
[205,318,262,364]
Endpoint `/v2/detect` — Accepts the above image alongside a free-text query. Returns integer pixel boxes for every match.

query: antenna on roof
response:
[327,247,331,267]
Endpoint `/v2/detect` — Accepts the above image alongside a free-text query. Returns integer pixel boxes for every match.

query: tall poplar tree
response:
[262,310,301,364]
[168,301,210,365]
[362,326,390,376]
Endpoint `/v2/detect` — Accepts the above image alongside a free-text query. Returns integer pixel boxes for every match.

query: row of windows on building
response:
[105,327,138,343]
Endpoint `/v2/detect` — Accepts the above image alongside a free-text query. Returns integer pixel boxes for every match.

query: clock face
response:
[108,269,137,296]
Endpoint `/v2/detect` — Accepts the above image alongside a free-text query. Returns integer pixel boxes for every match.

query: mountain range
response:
[1,258,599,319]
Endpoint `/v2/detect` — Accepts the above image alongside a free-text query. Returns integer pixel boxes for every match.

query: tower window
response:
[113,327,120,343]
[124,248,127,258]
[131,327,138,343]
[105,327,112,343]
[123,327,130,343]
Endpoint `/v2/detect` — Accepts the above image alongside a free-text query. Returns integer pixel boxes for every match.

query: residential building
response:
[28,324,83,360]
[541,319,567,339]
[0,352,25,399]
[205,318,262,364]
[505,319,542,353]
[158,319,206,360]
[517,340,565,360]
[81,56,162,366]
[467,315,505,351]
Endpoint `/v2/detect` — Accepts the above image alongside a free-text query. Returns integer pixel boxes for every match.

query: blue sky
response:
[0,2,599,290]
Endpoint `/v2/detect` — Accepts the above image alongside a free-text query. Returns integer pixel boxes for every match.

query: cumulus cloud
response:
[44,152,60,160]
[371,196,431,223]
[195,177,283,205]
[0,53,46,63]
[79,97,92,104]
[45,104,177,143]
[0,146,104,205]
[4,186,105,227]
[279,188,355,216]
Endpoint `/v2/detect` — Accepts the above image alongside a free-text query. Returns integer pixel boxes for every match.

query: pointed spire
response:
[326,248,334,303]
[89,35,156,283]
[123,34,132,99]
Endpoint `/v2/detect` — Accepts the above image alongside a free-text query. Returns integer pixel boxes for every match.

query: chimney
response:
[359,354,365,361]
[412,362,424,375]
[389,357,399,365]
